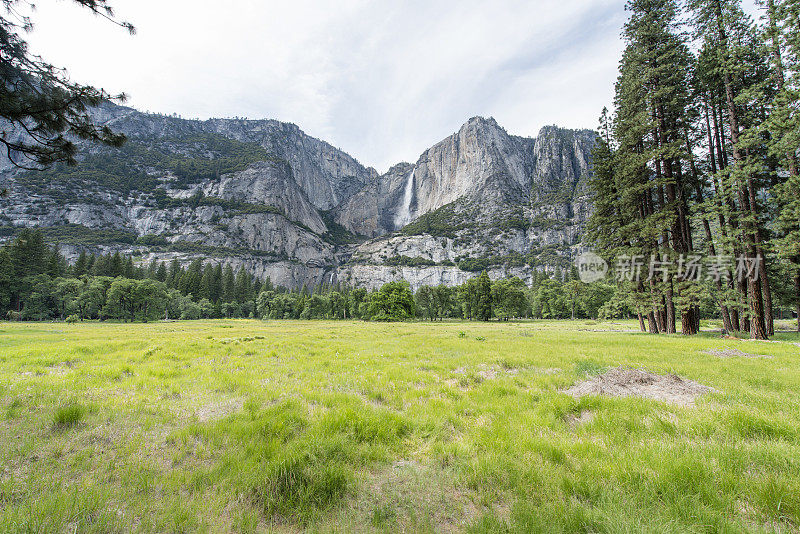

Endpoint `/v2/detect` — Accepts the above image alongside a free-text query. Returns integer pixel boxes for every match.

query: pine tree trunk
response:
[638,313,646,332]
[739,278,749,332]
[748,277,767,339]
[739,183,768,338]
[760,252,774,336]
[647,311,658,334]
[702,102,737,332]
[713,99,729,169]
[681,309,699,335]
[691,308,698,333]
[651,282,665,334]
[713,0,767,339]
[665,281,676,334]
[795,272,800,332]
[652,102,680,336]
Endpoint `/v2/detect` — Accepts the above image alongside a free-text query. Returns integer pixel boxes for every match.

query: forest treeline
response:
[2,230,798,323]
[588,0,800,338]
[0,229,621,322]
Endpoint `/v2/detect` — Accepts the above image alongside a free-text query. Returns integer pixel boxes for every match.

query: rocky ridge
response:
[0,104,595,289]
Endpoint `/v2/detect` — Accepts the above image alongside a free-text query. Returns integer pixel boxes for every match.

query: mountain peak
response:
[461,116,501,131]
[536,124,596,139]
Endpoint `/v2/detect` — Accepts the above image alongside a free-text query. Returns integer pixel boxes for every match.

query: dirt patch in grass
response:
[194,397,244,422]
[533,367,563,375]
[565,367,714,406]
[356,459,487,533]
[445,364,559,391]
[703,349,772,359]
[475,364,518,380]
[565,410,595,428]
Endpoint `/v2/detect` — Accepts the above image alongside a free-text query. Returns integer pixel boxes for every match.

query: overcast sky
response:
[24,0,759,172]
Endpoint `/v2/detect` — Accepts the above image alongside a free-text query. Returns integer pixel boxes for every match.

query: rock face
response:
[202,160,326,234]
[334,118,595,289]
[0,103,595,289]
[93,104,378,211]
[334,118,594,236]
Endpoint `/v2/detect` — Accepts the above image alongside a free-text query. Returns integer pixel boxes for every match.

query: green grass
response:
[53,400,88,428]
[1,320,799,532]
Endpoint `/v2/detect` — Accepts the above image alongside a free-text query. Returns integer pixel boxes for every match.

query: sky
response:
[23,0,760,172]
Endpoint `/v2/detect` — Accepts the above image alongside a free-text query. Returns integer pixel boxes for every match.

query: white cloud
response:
[21,0,758,172]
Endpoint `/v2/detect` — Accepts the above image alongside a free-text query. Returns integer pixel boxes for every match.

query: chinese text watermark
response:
[575,252,762,284]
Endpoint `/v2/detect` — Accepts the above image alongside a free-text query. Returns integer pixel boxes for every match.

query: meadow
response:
[1,319,800,533]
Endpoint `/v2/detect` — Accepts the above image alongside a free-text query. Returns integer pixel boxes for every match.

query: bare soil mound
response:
[565,367,714,406]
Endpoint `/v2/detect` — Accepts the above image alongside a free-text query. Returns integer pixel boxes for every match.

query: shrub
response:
[137,234,169,246]
[401,203,463,237]
[20,132,283,196]
[319,211,362,245]
[363,282,416,321]
[65,314,80,323]
[180,301,202,320]
[29,224,138,246]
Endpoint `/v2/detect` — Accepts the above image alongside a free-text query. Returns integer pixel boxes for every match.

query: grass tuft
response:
[574,359,606,377]
[370,503,397,527]
[53,400,86,429]
[258,451,352,522]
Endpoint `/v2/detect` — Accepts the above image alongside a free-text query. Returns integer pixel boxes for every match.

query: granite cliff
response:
[0,104,594,289]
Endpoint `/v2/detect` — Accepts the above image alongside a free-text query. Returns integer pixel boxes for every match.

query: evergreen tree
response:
[0,249,13,311]
[146,259,159,280]
[761,0,800,330]
[109,252,123,278]
[46,247,67,278]
[74,251,89,277]
[222,265,236,303]
[85,254,95,274]
[0,0,133,169]
[155,262,168,283]
[123,256,135,279]
[476,271,493,321]
[210,264,223,303]
[167,259,181,288]
[9,229,48,278]
[251,277,262,300]
[619,0,700,334]
[688,0,771,339]
[200,265,215,302]
[234,267,252,304]
[179,260,203,300]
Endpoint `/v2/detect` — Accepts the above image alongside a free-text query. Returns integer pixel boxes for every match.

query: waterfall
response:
[395,171,415,229]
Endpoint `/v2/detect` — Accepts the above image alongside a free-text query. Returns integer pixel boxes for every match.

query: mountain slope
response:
[91,104,379,211]
[0,104,595,289]
[334,119,595,289]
